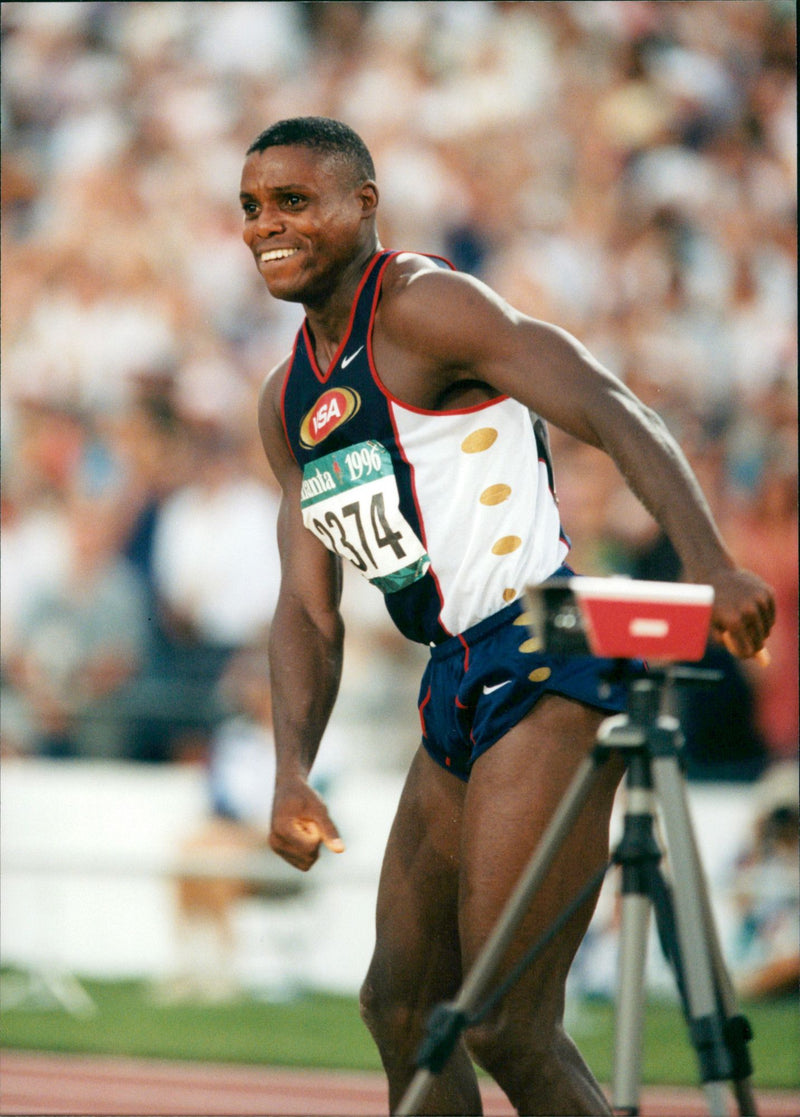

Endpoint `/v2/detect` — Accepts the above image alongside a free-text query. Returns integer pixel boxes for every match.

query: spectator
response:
[0,0,795,772]
[112,416,281,763]
[151,421,280,655]
[3,494,149,758]
[728,763,800,1000]
[722,408,799,763]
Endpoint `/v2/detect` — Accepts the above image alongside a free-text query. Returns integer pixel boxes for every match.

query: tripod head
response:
[524,576,715,665]
[523,576,723,733]
[599,659,723,691]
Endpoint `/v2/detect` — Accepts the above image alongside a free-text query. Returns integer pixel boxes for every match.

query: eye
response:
[281,193,306,210]
[241,200,259,219]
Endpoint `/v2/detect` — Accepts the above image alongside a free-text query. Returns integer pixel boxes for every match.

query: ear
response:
[358,181,379,218]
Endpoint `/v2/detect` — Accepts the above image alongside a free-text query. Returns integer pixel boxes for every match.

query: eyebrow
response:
[239,183,310,199]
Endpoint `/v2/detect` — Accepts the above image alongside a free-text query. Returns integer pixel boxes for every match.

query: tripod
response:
[395,664,758,1117]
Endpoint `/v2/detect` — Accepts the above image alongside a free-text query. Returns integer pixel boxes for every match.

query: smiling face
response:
[240,145,379,308]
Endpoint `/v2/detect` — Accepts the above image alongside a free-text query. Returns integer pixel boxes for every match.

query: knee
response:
[359,970,416,1047]
[361,958,448,1064]
[358,972,382,1036]
[466,1011,559,1081]
[468,1015,611,1117]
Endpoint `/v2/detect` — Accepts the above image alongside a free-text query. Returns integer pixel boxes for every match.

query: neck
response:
[304,239,381,357]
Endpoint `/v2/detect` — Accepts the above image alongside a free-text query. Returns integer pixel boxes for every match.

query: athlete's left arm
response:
[382,266,775,658]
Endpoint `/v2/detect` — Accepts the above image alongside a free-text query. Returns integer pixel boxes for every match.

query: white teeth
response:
[260,248,297,263]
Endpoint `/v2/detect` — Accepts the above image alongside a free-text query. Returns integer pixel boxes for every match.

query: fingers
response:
[714,622,769,662]
[722,631,771,667]
[291,817,346,854]
[713,622,768,663]
[269,825,319,872]
[269,814,345,872]
[710,569,776,662]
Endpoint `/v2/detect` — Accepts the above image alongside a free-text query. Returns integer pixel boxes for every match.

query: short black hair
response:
[246,117,375,183]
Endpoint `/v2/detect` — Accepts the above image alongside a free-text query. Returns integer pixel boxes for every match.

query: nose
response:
[244,202,285,245]
[257,202,286,234]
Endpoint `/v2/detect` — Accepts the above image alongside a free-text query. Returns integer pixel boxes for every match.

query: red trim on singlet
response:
[364,254,452,635]
[279,333,302,465]
[365,251,509,416]
[301,252,387,384]
[363,251,510,642]
[381,391,510,418]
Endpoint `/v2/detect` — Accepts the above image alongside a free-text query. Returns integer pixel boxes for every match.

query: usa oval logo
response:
[300,387,361,448]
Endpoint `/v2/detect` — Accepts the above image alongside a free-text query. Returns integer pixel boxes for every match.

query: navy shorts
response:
[418,597,629,781]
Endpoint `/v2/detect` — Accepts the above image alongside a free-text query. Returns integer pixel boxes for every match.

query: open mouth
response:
[259,247,299,264]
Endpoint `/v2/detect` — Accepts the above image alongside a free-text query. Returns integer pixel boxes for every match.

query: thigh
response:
[365,745,468,1005]
[459,693,624,1022]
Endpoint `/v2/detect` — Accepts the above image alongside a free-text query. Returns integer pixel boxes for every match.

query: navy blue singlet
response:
[280,250,568,646]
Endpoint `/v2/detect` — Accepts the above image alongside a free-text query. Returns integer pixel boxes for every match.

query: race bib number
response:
[301,441,430,593]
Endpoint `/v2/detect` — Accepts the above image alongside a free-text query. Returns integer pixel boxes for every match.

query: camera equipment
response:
[523,575,714,662]
[396,579,758,1117]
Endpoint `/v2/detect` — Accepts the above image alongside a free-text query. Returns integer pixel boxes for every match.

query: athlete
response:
[241,117,775,1116]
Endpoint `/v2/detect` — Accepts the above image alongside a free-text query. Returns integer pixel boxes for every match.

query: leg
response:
[360,746,483,1116]
[460,694,624,1116]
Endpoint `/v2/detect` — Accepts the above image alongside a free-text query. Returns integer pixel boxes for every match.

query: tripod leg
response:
[613,892,651,1115]
[652,755,757,1117]
[682,799,759,1117]
[394,749,607,1117]
[612,767,661,1116]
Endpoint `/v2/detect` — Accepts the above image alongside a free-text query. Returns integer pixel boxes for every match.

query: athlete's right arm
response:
[258,365,346,872]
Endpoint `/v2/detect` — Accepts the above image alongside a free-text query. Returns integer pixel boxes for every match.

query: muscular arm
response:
[259,367,346,870]
[376,262,775,656]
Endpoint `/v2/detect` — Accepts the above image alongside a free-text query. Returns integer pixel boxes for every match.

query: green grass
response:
[568,995,799,1090]
[0,974,381,1072]
[1,971,798,1090]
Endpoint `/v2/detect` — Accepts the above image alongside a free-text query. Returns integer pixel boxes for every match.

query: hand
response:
[269,776,345,872]
[708,567,776,662]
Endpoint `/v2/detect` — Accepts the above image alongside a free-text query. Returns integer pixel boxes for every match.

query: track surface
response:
[2,1051,799,1117]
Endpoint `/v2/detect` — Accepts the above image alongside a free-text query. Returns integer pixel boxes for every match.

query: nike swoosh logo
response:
[341,346,364,369]
[483,680,512,695]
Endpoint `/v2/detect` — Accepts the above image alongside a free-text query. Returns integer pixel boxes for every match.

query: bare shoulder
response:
[378,252,520,367]
[383,251,448,283]
[382,251,509,312]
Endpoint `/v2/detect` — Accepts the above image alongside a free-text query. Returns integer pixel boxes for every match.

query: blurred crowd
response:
[1,1,796,774]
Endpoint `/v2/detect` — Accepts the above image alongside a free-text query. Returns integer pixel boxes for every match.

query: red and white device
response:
[524,577,714,663]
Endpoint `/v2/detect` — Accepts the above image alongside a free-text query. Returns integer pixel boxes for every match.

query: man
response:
[241,117,774,1115]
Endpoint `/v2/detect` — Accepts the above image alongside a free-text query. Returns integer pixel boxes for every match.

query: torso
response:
[279,250,568,644]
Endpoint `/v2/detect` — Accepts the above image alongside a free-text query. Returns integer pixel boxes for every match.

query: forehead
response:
[240,145,348,195]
